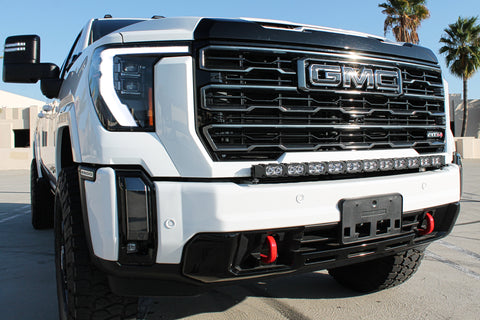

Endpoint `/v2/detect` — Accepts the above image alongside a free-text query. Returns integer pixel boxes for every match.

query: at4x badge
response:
[427,131,444,138]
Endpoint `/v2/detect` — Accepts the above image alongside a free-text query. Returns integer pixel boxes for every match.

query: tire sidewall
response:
[54,192,68,320]
[53,166,138,319]
[30,158,54,229]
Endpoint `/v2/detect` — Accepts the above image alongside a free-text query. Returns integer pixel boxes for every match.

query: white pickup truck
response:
[3,15,461,319]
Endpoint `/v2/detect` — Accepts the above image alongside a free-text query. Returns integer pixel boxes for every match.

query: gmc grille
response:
[195,45,446,161]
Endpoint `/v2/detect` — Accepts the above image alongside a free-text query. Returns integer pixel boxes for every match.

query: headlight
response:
[113,55,156,129]
[88,46,189,131]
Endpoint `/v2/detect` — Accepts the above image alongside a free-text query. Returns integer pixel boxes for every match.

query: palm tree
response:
[379,0,430,44]
[439,17,480,137]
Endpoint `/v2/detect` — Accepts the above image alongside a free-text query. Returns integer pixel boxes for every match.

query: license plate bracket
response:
[340,194,402,244]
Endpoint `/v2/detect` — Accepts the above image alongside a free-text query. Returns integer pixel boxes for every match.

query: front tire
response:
[328,248,425,292]
[54,166,138,319]
[30,158,54,229]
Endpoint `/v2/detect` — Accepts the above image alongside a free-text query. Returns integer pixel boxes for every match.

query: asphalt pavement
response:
[1,161,479,319]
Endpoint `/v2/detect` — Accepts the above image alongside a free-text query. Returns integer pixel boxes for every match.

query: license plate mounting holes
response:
[340,194,402,244]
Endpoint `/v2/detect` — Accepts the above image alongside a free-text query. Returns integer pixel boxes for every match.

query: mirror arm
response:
[3,63,59,83]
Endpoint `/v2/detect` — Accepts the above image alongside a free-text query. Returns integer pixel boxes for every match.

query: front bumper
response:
[80,164,461,294]
[182,202,459,283]
[98,201,459,296]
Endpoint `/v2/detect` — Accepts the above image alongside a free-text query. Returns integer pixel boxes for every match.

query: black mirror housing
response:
[41,78,62,99]
[4,35,40,64]
[3,35,60,84]
[4,63,59,83]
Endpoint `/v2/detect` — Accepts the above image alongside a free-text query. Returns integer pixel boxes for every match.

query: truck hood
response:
[118,17,202,42]
[116,16,438,64]
[117,16,385,42]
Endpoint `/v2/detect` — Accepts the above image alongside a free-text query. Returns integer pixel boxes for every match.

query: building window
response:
[42,131,48,147]
[14,129,30,148]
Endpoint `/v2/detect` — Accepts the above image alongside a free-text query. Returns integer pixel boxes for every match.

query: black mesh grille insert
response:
[196,46,446,161]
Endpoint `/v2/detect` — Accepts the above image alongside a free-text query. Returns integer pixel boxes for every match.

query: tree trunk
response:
[461,76,468,137]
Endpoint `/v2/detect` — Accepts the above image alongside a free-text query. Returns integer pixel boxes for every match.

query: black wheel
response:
[30,158,54,229]
[54,166,138,320]
[328,248,425,293]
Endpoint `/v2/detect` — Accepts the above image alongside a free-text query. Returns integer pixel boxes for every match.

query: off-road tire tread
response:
[55,166,138,319]
[328,248,424,292]
[31,159,54,229]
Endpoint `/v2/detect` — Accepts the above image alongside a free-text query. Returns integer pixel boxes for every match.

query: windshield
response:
[91,19,145,43]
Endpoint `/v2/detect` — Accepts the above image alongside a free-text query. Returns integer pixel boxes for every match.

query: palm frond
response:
[438,16,480,136]
[379,0,430,44]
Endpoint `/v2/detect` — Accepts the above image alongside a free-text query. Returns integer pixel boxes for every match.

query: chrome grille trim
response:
[206,124,445,130]
[199,46,442,73]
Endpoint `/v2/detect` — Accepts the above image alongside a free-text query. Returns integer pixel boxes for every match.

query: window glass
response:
[42,131,48,147]
[90,19,144,43]
[14,129,30,148]
[60,31,82,78]
[71,31,85,58]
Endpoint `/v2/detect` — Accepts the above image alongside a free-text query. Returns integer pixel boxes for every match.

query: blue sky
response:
[1,0,479,102]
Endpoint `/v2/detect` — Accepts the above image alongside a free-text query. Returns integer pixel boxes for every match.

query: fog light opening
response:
[116,170,157,265]
[260,235,278,264]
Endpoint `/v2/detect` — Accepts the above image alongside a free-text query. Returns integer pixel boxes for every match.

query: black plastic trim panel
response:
[182,202,459,283]
[194,19,438,64]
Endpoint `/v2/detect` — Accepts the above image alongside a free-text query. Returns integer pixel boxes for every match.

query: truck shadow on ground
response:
[142,272,360,319]
[1,203,359,320]
[0,204,57,320]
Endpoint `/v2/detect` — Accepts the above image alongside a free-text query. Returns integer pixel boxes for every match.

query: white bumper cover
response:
[84,165,460,264]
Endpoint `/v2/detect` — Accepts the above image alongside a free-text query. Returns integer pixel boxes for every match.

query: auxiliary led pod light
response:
[251,155,445,179]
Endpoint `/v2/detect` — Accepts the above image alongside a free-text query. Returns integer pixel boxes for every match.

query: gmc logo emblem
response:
[301,62,402,94]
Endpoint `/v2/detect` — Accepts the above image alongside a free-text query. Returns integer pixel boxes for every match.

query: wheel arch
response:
[32,137,43,179]
[55,103,82,178]
[56,127,74,172]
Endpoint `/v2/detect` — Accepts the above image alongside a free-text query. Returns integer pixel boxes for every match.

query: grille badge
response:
[298,59,402,95]
[427,131,444,138]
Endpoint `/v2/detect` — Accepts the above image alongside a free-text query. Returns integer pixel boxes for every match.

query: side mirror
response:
[3,35,59,83]
[41,78,62,99]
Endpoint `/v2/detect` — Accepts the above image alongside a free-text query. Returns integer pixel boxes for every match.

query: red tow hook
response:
[418,212,435,235]
[260,235,278,264]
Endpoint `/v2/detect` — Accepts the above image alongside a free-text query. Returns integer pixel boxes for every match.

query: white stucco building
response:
[449,93,480,159]
[450,94,480,137]
[0,90,45,170]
